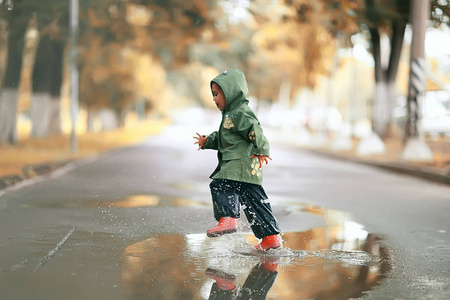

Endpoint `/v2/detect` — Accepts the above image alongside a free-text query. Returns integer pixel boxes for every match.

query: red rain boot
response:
[261,257,279,272]
[207,217,238,238]
[205,268,237,291]
[254,234,281,252]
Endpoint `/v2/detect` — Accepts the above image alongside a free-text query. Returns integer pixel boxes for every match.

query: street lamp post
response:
[70,0,79,153]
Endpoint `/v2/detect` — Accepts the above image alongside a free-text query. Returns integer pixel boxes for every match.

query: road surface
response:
[0,120,449,299]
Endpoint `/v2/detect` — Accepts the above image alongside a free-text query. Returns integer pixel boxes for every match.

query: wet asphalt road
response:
[0,120,449,299]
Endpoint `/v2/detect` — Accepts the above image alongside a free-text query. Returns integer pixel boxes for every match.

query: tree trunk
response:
[0,19,8,86]
[49,96,62,135]
[0,88,19,144]
[370,26,389,138]
[30,92,52,138]
[278,74,291,108]
[118,108,127,128]
[402,0,433,162]
[49,40,64,135]
[86,108,96,132]
[372,80,398,136]
[369,20,406,139]
[30,35,64,137]
[372,78,389,137]
[358,17,406,156]
[100,109,119,131]
[135,98,145,121]
[0,7,31,144]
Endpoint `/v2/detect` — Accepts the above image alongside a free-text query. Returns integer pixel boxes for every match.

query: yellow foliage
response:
[250,19,335,95]
[126,4,153,26]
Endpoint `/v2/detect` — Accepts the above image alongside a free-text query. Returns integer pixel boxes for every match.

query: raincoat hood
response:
[211,69,249,113]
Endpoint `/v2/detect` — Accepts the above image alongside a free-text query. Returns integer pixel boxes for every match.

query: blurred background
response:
[0,0,449,176]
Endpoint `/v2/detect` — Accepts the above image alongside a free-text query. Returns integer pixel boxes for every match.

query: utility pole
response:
[402,0,433,162]
[70,0,79,153]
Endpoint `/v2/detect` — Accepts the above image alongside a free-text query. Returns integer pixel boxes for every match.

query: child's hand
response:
[251,155,272,169]
[194,133,207,150]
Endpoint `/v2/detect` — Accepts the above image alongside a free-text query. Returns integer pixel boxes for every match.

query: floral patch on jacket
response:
[223,116,235,129]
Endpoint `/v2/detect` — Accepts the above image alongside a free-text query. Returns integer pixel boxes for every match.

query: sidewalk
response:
[265,125,450,186]
[0,119,169,191]
[311,148,450,185]
[302,136,450,185]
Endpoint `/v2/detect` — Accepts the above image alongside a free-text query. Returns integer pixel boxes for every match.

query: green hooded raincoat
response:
[203,69,270,185]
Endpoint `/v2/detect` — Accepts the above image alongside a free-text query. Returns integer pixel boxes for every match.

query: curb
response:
[0,145,132,194]
[309,149,450,185]
[0,160,74,190]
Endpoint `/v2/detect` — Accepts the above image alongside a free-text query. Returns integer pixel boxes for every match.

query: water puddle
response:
[1,194,391,299]
[120,202,391,299]
[20,194,209,209]
[94,194,208,208]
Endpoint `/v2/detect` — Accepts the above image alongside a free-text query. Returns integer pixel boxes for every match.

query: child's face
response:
[212,83,226,111]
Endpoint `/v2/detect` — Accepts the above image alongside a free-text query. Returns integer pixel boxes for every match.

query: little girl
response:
[194,69,281,251]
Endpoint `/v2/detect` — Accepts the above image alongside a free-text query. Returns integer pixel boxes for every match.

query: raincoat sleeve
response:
[203,131,219,150]
[235,111,270,156]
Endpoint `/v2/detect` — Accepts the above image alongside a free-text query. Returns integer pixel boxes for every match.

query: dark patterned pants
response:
[209,179,281,239]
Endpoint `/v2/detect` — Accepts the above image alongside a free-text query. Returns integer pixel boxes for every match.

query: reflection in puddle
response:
[206,262,277,299]
[121,202,391,299]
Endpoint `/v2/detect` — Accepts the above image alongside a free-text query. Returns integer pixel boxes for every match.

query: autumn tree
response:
[249,1,337,105]
[0,0,110,143]
[78,1,136,129]
[135,0,221,109]
[76,0,221,125]
[0,0,70,142]
[289,0,449,140]
[346,0,447,141]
